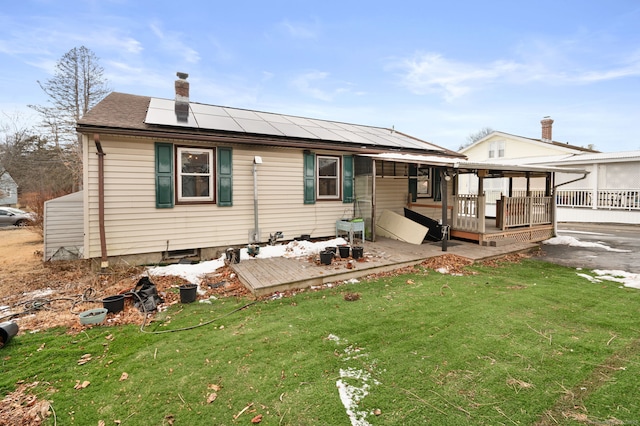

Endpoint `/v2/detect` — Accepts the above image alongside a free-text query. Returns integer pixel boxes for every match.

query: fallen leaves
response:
[73,380,90,390]
[0,381,51,426]
[77,353,92,365]
[119,372,129,382]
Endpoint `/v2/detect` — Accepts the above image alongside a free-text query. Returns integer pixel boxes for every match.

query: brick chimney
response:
[175,72,189,122]
[541,116,554,142]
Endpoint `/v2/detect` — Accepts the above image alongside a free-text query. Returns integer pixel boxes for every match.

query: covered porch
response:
[367,154,587,248]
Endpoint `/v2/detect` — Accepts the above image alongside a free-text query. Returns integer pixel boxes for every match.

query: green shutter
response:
[342,155,354,203]
[303,151,315,204]
[408,164,418,202]
[155,142,174,208]
[217,147,233,206]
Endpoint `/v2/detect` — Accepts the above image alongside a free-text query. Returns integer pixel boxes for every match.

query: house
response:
[75,74,587,267]
[76,73,470,266]
[0,170,18,207]
[531,151,640,224]
[459,117,640,225]
[459,117,598,217]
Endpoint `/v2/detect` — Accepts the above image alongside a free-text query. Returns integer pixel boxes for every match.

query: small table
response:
[335,220,365,244]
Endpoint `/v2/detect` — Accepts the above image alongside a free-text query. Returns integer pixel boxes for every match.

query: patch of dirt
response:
[0,228,249,334]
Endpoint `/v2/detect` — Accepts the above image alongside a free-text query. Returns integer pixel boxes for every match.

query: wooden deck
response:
[231,237,539,296]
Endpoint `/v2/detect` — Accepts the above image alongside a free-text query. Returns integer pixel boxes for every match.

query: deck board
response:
[232,237,538,296]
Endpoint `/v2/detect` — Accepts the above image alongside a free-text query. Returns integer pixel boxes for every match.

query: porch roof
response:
[368,153,588,177]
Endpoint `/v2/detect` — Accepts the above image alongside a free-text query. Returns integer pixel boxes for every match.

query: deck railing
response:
[556,189,640,211]
[501,196,553,229]
[452,194,485,232]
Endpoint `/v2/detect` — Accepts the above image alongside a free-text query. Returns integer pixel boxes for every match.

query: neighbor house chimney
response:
[541,116,554,142]
[175,72,189,122]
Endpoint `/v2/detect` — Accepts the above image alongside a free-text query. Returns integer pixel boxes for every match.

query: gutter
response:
[551,170,590,236]
[94,134,109,270]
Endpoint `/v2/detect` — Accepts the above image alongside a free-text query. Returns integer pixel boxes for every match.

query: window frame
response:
[176,146,216,204]
[416,166,433,198]
[316,155,341,200]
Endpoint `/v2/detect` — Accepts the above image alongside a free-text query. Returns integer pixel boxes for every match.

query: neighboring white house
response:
[0,170,19,206]
[459,117,640,225]
[459,117,597,216]
[532,151,640,225]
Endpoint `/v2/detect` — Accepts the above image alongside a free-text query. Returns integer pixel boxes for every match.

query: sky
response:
[1,0,639,152]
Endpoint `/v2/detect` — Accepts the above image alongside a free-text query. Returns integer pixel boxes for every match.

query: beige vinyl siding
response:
[374,177,409,220]
[44,191,84,260]
[83,136,353,259]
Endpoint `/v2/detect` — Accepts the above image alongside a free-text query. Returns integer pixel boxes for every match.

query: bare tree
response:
[29,46,110,189]
[459,127,495,150]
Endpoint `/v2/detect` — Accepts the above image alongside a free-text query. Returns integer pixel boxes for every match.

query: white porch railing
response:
[501,196,553,229]
[452,194,485,232]
[556,189,640,211]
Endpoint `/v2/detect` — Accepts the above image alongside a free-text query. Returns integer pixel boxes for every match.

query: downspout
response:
[251,156,262,243]
[551,171,589,236]
[94,134,108,270]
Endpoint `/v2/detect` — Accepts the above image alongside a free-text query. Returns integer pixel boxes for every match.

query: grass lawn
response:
[1,258,639,425]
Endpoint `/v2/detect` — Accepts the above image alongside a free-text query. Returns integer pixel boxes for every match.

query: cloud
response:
[393,53,522,102]
[393,47,640,102]
[278,19,318,39]
[149,21,200,64]
[291,71,349,101]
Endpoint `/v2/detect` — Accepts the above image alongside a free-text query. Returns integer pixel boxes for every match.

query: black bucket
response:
[338,245,350,258]
[179,284,198,303]
[325,246,337,255]
[226,248,241,264]
[320,251,333,265]
[352,246,364,260]
[103,295,125,313]
[0,321,18,349]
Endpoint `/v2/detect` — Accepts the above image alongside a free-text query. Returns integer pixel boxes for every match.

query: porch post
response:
[441,169,448,252]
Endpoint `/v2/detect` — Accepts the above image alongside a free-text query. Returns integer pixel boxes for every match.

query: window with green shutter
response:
[155,143,232,207]
[155,142,174,208]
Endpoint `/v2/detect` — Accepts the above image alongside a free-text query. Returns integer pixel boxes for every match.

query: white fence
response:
[556,189,640,211]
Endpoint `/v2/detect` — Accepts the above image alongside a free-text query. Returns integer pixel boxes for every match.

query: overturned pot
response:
[103,294,125,313]
[319,250,333,265]
[0,321,18,349]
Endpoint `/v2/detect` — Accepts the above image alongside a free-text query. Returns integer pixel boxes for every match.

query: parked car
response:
[0,207,35,227]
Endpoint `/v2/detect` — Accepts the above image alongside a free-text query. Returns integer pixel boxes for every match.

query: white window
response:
[317,155,340,200]
[177,147,214,203]
[489,141,505,159]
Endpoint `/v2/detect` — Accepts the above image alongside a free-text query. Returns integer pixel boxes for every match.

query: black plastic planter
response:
[338,245,351,258]
[226,248,241,264]
[179,284,198,303]
[103,295,125,313]
[0,321,19,349]
[320,251,333,265]
[352,246,364,260]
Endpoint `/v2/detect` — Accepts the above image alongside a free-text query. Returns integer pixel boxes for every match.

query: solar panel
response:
[144,97,446,152]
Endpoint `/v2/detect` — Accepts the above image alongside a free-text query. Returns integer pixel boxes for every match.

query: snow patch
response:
[577,269,640,289]
[543,236,631,253]
[329,334,381,426]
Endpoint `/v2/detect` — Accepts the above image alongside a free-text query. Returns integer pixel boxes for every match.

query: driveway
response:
[538,222,640,273]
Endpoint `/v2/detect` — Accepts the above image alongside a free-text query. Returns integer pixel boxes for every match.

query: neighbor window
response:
[317,155,340,200]
[489,141,505,159]
[177,147,214,203]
